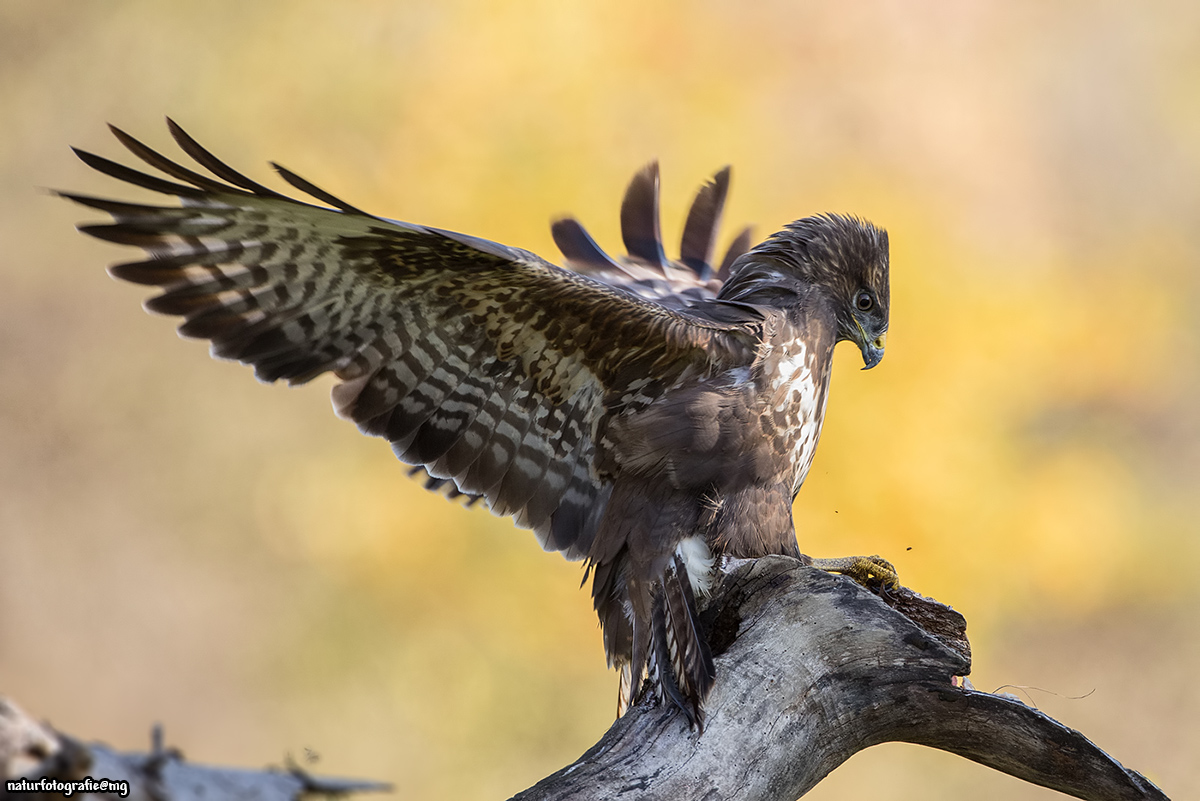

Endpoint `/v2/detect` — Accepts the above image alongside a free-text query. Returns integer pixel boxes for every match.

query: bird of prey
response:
[63,121,893,727]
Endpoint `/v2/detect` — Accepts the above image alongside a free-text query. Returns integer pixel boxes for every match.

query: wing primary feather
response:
[57,193,221,227]
[403,368,518,494]
[55,191,138,215]
[504,440,556,528]
[716,225,754,280]
[271,162,368,215]
[476,388,545,517]
[679,166,731,280]
[76,223,171,248]
[550,218,625,273]
[70,147,203,197]
[620,162,667,271]
[522,433,590,540]
[560,480,608,558]
[146,267,268,315]
[107,124,239,194]
[409,377,493,465]
[106,247,258,286]
[406,465,484,507]
[165,117,287,198]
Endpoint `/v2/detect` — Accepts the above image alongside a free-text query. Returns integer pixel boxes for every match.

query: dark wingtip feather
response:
[551,217,624,273]
[107,123,236,194]
[270,162,366,215]
[145,288,216,316]
[406,466,485,508]
[108,256,187,286]
[716,226,754,281]
[78,223,162,247]
[165,117,284,198]
[620,162,667,271]
[57,191,162,217]
[679,166,731,280]
[71,146,203,197]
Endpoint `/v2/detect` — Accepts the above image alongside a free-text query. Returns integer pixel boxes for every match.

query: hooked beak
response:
[855,322,886,370]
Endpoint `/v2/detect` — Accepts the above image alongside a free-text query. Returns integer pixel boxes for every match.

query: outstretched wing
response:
[63,120,759,561]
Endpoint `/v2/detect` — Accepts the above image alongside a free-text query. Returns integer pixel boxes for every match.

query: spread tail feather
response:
[649,554,716,728]
[616,661,634,719]
[603,552,717,727]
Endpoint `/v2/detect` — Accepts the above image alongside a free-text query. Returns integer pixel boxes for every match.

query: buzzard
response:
[63,121,893,726]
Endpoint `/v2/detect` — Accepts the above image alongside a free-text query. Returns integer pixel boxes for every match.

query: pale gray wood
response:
[512,556,1168,801]
[0,697,390,800]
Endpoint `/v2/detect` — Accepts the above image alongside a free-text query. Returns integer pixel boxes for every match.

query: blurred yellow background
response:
[3,1,1197,798]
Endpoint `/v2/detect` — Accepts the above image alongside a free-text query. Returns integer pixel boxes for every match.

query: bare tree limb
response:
[0,697,390,801]
[513,556,1169,801]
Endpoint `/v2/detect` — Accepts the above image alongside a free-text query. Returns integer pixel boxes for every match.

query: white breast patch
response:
[773,341,829,493]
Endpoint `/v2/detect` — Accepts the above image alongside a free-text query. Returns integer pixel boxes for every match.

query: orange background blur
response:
[3,2,1198,798]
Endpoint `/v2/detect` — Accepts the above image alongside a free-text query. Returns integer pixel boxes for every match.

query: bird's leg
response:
[805,554,900,590]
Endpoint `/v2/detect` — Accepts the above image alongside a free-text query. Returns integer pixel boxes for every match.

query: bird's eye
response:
[855,292,873,311]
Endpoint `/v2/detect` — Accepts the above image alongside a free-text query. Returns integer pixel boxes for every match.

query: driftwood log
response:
[2,556,1168,800]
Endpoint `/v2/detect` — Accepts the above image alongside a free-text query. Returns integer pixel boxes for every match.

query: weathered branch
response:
[0,697,390,801]
[514,556,1168,801]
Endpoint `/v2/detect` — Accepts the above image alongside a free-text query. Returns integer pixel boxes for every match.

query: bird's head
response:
[717,214,890,369]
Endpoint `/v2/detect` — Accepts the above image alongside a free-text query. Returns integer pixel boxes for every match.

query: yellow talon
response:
[808,554,900,590]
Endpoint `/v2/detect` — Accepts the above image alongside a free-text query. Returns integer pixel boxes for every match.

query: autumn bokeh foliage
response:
[3,2,1198,798]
